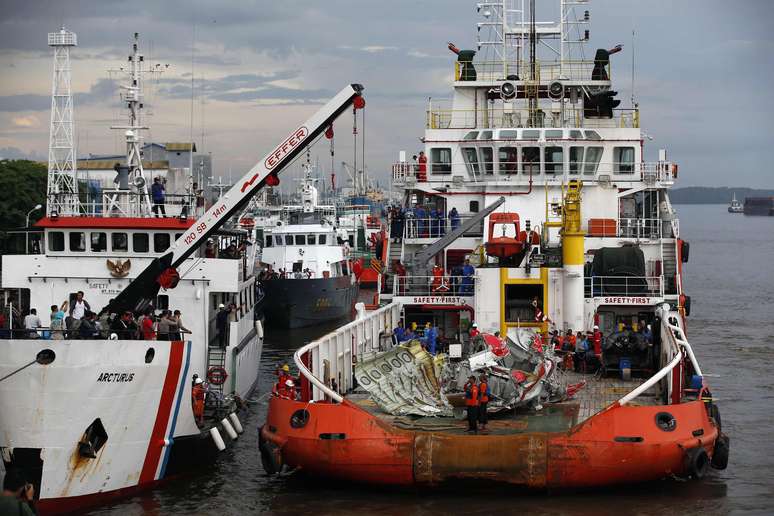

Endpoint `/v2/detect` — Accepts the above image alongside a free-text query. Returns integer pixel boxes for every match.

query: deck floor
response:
[347,371,661,435]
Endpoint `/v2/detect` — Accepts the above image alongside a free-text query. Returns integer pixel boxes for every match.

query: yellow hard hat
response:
[282,364,290,372]
[410,322,417,330]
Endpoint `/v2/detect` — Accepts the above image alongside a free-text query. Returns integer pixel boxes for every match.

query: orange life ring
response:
[207,366,228,385]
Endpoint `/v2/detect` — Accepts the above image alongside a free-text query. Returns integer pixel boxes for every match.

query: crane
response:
[108,84,365,314]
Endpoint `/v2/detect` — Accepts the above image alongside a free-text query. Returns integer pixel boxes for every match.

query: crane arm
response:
[108,84,365,314]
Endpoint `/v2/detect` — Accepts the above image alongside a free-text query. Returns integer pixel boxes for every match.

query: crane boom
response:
[108,83,365,314]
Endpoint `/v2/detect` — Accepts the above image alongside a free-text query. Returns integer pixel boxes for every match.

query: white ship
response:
[0,30,365,513]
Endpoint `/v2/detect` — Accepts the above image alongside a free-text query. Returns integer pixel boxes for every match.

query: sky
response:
[0,0,772,188]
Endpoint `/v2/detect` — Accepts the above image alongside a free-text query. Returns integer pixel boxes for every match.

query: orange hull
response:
[261,396,720,487]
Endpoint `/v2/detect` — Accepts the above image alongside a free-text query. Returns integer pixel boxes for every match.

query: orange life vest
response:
[479,381,489,403]
[465,382,479,407]
[192,384,205,418]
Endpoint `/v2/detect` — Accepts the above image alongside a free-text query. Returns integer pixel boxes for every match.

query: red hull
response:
[262,396,719,487]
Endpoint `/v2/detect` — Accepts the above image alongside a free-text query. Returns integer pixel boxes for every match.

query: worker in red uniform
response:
[478,373,490,432]
[277,379,295,400]
[464,375,479,433]
[469,322,480,339]
[430,264,449,293]
[590,325,603,372]
[191,377,205,426]
[417,151,427,182]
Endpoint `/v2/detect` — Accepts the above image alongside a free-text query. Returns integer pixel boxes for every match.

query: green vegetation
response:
[0,160,47,253]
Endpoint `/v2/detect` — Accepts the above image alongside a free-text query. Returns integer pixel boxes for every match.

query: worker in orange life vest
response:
[464,375,479,433]
[478,373,491,431]
[277,379,295,400]
[431,264,449,293]
[469,322,480,339]
[417,151,427,182]
[191,377,205,426]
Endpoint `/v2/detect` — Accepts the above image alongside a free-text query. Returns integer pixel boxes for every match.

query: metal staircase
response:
[661,240,678,296]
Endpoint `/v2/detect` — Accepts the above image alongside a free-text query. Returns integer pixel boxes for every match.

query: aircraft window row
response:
[273,234,331,246]
[452,144,633,176]
[462,129,602,141]
[48,230,180,253]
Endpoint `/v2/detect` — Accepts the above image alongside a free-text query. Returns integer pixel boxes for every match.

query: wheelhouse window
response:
[153,233,171,252]
[295,234,306,245]
[264,235,272,247]
[522,130,540,141]
[584,147,603,175]
[275,235,284,246]
[285,235,294,245]
[499,130,518,139]
[462,147,480,175]
[470,200,479,212]
[318,234,327,245]
[463,131,478,140]
[522,147,540,175]
[569,130,583,139]
[498,146,518,174]
[569,147,584,175]
[480,147,494,175]
[69,232,86,252]
[90,232,107,252]
[112,232,128,252]
[431,147,452,174]
[307,234,316,245]
[585,130,601,141]
[133,233,149,252]
[545,130,563,140]
[544,146,563,174]
[48,231,64,252]
[614,146,636,174]
[479,130,493,140]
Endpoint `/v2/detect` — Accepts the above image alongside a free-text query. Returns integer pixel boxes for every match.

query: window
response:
[479,130,493,140]
[69,232,86,252]
[522,130,540,140]
[545,130,563,140]
[318,234,327,245]
[285,235,294,245]
[264,235,272,247]
[614,146,636,174]
[569,147,584,175]
[154,233,171,252]
[480,147,494,175]
[544,147,563,174]
[133,233,149,252]
[275,235,284,246]
[295,234,306,245]
[498,146,518,174]
[430,147,452,174]
[49,231,64,252]
[522,147,540,175]
[175,233,183,241]
[585,130,601,141]
[463,131,479,140]
[499,130,518,139]
[569,130,583,139]
[307,234,316,245]
[469,201,479,213]
[584,147,603,175]
[112,232,128,252]
[90,232,107,252]
[462,147,480,175]
[157,294,169,310]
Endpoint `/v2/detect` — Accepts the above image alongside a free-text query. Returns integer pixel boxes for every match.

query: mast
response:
[46,27,80,216]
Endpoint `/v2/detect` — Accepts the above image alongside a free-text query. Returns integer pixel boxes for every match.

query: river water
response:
[94,204,774,516]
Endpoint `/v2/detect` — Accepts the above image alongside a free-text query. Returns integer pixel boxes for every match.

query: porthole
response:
[36,349,56,365]
[290,409,310,429]
[655,412,677,432]
[145,348,155,363]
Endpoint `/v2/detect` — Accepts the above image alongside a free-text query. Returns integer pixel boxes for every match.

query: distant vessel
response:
[743,197,774,216]
[257,161,359,328]
[728,193,743,213]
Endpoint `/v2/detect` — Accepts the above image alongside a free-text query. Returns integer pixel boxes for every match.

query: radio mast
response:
[46,27,80,216]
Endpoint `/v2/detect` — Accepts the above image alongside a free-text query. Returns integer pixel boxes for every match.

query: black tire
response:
[711,433,730,470]
[258,427,279,475]
[684,447,710,479]
[710,404,722,432]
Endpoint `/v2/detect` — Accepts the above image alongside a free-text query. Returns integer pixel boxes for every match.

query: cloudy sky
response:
[1,0,772,188]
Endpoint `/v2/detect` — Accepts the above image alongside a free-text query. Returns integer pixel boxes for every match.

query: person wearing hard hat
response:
[191,377,205,425]
[278,379,295,400]
[469,322,480,339]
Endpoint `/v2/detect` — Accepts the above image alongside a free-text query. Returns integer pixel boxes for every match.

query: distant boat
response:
[728,193,743,213]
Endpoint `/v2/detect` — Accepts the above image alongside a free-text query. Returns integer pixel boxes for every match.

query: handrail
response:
[617,349,682,406]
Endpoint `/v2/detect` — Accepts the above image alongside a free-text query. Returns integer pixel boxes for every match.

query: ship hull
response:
[260,396,722,488]
[0,336,261,515]
[261,276,359,328]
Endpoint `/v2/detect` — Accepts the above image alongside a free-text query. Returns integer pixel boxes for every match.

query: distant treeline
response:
[670,187,774,204]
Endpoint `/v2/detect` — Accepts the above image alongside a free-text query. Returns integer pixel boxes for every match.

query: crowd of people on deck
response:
[204,238,250,259]
[387,204,462,243]
[1,291,191,341]
[391,320,444,355]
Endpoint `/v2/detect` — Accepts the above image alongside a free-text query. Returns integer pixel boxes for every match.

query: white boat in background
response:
[728,193,743,213]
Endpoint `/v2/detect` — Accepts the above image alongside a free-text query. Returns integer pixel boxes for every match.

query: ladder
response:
[206,346,227,396]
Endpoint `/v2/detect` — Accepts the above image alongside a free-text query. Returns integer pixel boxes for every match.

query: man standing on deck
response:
[151,177,166,217]
[69,291,90,332]
[192,377,205,426]
[478,373,490,431]
[23,308,41,339]
[216,303,229,348]
[423,321,438,355]
[464,375,479,433]
[461,259,475,294]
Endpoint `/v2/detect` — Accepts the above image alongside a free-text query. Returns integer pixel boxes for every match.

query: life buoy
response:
[684,447,710,479]
[207,366,228,386]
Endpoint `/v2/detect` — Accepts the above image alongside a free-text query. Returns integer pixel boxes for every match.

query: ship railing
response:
[294,302,402,402]
[401,216,483,241]
[426,106,639,130]
[453,59,608,83]
[615,304,701,407]
[584,276,663,298]
[76,191,205,218]
[615,218,663,239]
[0,326,193,340]
[390,275,476,297]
